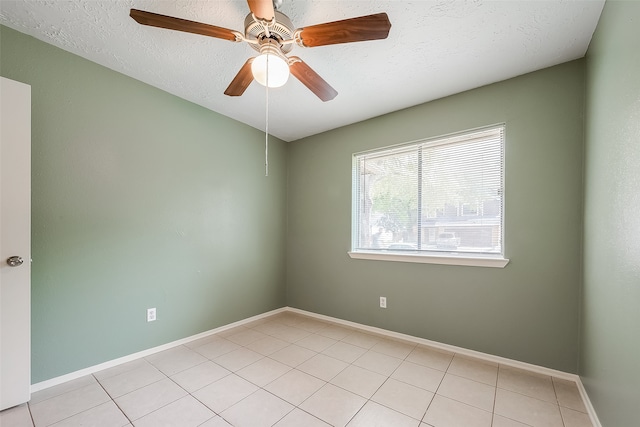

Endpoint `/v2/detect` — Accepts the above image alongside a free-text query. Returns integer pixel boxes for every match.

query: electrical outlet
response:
[147,308,156,322]
[380,297,387,309]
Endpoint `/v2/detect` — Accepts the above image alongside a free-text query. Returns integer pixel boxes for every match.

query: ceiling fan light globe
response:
[252,54,290,88]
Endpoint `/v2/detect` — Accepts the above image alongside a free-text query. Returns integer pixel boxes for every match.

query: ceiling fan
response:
[130,0,391,102]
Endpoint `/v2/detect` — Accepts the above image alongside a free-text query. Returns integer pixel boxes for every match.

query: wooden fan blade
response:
[289,58,338,102]
[130,9,238,41]
[297,13,391,47]
[247,0,275,21]
[224,59,255,97]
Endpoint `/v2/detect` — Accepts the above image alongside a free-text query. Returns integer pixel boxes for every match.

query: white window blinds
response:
[353,125,505,255]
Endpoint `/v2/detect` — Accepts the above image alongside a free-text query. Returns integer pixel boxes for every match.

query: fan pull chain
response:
[264,54,270,177]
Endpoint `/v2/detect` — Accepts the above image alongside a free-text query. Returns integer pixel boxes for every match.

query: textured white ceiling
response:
[0,0,605,141]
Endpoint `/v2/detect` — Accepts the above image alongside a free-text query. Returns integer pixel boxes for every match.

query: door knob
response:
[6,256,24,267]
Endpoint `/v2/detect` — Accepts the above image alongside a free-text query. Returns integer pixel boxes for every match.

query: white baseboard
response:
[30,305,600,427]
[30,307,286,393]
[575,376,603,427]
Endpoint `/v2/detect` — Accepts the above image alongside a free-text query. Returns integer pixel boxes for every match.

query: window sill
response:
[347,251,509,268]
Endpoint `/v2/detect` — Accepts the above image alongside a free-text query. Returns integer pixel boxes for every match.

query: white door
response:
[0,77,31,410]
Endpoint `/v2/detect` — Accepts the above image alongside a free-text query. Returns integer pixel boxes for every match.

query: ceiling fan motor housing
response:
[245,11,295,54]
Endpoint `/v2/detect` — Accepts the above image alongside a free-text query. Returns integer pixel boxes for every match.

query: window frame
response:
[349,124,509,268]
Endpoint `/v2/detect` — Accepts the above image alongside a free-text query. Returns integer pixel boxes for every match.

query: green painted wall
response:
[6,4,629,391]
[1,26,287,383]
[581,1,640,425]
[287,61,585,373]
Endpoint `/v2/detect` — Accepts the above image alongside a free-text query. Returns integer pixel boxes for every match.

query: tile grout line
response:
[29,378,115,427]
[551,374,567,427]
[47,401,108,426]
[489,371,498,427]
[27,402,35,427]
[188,382,225,425]
[422,352,455,424]
[92,373,133,427]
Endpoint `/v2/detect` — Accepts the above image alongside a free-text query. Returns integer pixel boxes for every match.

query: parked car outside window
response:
[436,232,460,249]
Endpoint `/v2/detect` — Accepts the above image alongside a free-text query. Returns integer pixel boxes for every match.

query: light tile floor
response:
[1,312,594,427]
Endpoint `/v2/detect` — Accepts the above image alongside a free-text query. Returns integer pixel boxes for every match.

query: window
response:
[350,125,508,267]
